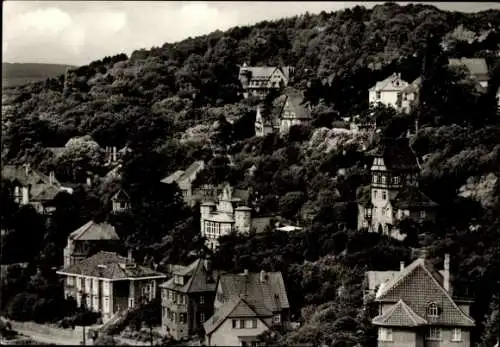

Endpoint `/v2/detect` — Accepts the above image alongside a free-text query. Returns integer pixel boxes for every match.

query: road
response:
[9,328,81,345]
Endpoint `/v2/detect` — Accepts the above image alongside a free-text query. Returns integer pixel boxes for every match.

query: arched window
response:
[427,303,439,318]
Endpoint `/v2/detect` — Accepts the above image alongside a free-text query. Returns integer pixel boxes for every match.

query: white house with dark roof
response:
[200,184,253,250]
[357,138,438,240]
[203,270,290,346]
[111,189,130,213]
[369,73,410,112]
[369,252,475,347]
[63,220,121,268]
[57,251,166,322]
[160,258,217,340]
[239,64,294,99]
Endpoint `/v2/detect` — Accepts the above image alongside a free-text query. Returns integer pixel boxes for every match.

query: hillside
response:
[2,63,75,88]
[1,2,500,346]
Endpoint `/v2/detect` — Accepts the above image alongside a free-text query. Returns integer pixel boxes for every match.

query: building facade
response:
[357,138,438,240]
[160,258,217,340]
[160,161,206,206]
[57,251,166,322]
[63,220,121,268]
[111,189,131,213]
[200,185,252,250]
[203,270,290,347]
[369,253,475,347]
[239,64,294,100]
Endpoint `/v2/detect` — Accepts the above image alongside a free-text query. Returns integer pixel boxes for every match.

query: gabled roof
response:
[392,186,438,210]
[448,58,489,81]
[69,221,119,241]
[204,297,268,335]
[239,66,291,81]
[159,258,217,293]
[367,137,419,171]
[372,299,428,327]
[369,73,409,92]
[161,170,185,184]
[252,216,275,234]
[375,257,475,327]
[178,161,205,182]
[402,77,422,94]
[2,165,61,188]
[46,147,66,157]
[57,251,166,280]
[31,184,61,203]
[219,272,290,316]
[111,189,129,202]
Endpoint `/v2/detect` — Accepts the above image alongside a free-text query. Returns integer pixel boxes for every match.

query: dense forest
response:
[1,3,500,346]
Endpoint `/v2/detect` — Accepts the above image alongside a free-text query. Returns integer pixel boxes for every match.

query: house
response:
[369,73,410,111]
[239,64,294,99]
[200,184,253,250]
[1,164,72,214]
[448,58,489,89]
[57,251,166,322]
[160,258,217,340]
[203,270,290,347]
[357,138,438,240]
[370,252,475,347]
[111,189,130,213]
[160,161,206,206]
[104,145,132,166]
[255,88,312,137]
[401,77,422,114]
[63,220,121,268]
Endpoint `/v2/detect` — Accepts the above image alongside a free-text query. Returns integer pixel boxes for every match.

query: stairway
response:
[98,309,129,335]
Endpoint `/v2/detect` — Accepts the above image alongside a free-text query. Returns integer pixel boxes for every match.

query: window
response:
[382,191,387,200]
[232,319,238,328]
[381,175,386,185]
[378,328,393,341]
[452,328,462,342]
[67,277,74,286]
[103,297,109,310]
[179,313,187,324]
[251,319,258,328]
[373,190,378,200]
[174,275,184,286]
[273,314,281,324]
[199,295,204,304]
[427,303,439,318]
[420,210,426,219]
[128,298,135,308]
[200,313,205,323]
[376,91,381,99]
[393,176,400,185]
[240,319,245,328]
[426,327,441,341]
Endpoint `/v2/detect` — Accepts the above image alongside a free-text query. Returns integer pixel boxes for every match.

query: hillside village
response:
[2,2,500,347]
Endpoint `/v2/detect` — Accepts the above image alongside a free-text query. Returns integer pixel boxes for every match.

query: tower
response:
[234,206,252,234]
[200,201,216,238]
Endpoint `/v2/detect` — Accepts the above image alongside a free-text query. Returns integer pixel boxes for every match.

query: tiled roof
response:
[240,66,278,80]
[368,137,419,171]
[392,186,438,209]
[402,77,422,94]
[159,258,217,293]
[160,170,185,184]
[178,161,205,182]
[375,257,475,327]
[57,251,166,280]
[369,73,409,92]
[448,58,489,81]
[69,221,120,241]
[2,165,61,188]
[204,297,267,334]
[372,299,428,327]
[219,272,290,316]
[275,88,311,121]
[31,184,61,203]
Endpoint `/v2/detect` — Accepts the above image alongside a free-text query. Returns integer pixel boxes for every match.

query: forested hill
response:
[2,63,75,88]
[3,3,500,158]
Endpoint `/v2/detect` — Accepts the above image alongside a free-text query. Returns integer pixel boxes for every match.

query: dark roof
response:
[252,216,275,234]
[159,258,216,293]
[204,297,269,334]
[392,186,438,210]
[2,165,61,187]
[31,184,61,203]
[275,88,311,121]
[367,138,419,171]
[69,221,120,241]
[372,299,428,327]
[233,188,250,203]
[160,170,184,184]
[179,161,205,182]
[374,257,475,327]
[111,189,129,202]
[57,251,166,280]
[219,272,289,315]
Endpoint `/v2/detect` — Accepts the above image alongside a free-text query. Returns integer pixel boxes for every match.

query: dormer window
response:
[174,275,184,286]
[427,303,439,318]
[376,91,381,99]
[392,176,400,185]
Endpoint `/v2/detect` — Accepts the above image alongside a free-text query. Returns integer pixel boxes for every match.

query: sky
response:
[3,1,500,66]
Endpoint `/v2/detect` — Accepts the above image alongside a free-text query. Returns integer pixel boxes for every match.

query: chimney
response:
[443,254,450,292]
[49,171,55,185]
[112,146,117,162]
[400,261,405,271]
[127,249,134,263]
[243,269,248,276]
[260,270,267,283]
[86,176,92,187]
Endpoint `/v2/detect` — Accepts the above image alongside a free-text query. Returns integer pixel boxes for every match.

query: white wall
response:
[207,317,268,346]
